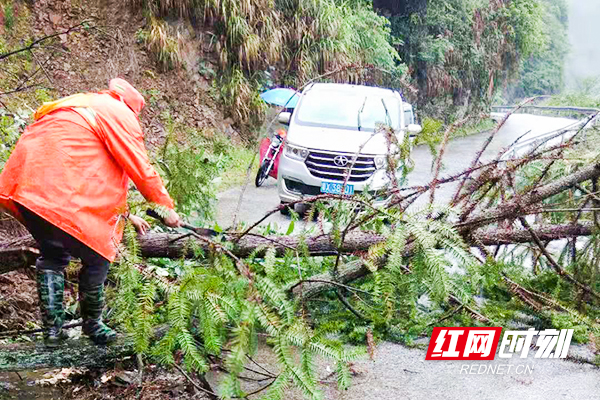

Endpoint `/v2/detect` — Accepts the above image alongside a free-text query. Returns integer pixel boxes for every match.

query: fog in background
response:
[565,0,600,89]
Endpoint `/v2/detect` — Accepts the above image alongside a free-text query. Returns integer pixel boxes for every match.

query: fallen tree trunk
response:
[291,222,596,298]
[0,326,168,371]
[0,223,594,275]
[0,230,386,274]
[0,334,133,371]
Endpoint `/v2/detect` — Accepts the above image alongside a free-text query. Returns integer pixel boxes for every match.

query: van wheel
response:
[280,202,292,216]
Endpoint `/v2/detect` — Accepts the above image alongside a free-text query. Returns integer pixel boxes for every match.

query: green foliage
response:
[510,0,569,99]
[135,17,185,71]
[34,88,52,103]
[214,67,267,130]
[300,190,484,345]
[3,3,14,30]
[274,0,403,83]
[543,78,600,109]
[111,230,360,398]
[506,0,547,57]
[153,112,224,221]
[213,139,256,190]
[390,0,548,114]
[132,0,404,127]
[0,109,29,170]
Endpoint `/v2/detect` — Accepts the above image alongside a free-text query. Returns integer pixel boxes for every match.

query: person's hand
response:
[129,214,151,235]
[164,209,182,228]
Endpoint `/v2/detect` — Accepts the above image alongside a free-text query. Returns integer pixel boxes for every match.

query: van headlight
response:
[374,156,387,169]
[285,144,309,161]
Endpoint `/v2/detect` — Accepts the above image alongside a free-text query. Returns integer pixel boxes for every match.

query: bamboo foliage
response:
[136,17,185,71]
[130,0,402,125]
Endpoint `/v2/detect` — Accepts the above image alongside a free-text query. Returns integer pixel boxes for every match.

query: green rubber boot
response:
[79,284,116,345]
[36,269,68,347]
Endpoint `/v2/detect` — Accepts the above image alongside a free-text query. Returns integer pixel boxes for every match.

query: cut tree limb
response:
[462,163,600,229]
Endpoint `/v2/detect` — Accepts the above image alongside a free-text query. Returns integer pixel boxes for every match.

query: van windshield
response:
[295,91,401,131]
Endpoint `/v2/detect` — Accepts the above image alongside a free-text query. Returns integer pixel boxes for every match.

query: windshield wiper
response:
[357,96,367,131]
[380,98,391,127]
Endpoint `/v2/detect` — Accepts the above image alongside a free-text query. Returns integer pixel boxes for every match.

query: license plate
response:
[320,181,354,195]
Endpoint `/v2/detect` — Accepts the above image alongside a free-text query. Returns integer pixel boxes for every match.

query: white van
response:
[276,83,421,214]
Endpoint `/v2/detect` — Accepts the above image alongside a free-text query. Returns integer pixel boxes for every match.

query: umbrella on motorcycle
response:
[255,88,299,187]
[259,88,300,108]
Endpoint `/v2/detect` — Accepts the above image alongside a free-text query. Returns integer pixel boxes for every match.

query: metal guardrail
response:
[498,113,600,161]
[491,105,600,118]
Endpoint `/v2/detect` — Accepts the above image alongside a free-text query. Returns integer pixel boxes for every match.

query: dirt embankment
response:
[1,0,241,150]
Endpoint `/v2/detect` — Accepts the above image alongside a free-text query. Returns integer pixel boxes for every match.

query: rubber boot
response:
[79,284,117,345]
[36,269,68,347]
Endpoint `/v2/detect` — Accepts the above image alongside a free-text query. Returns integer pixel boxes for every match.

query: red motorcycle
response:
[255,129,286,187]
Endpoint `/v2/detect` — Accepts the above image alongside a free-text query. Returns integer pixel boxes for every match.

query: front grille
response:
[304,150,376,182]
[284,179,322,196]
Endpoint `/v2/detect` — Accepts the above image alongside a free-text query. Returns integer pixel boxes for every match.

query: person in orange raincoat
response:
[0,78,181,345]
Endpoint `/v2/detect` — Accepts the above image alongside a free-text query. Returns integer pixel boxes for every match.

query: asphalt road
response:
[208,340,600,400]
[215,114,600,400]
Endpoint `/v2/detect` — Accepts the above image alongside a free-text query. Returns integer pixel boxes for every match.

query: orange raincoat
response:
[0,79,174,261]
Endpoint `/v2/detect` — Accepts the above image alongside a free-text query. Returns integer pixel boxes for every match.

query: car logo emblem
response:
[334,155,349,167]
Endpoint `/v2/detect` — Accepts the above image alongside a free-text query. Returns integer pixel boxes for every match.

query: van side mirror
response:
[278,112,291,125]
[407,124,422,135]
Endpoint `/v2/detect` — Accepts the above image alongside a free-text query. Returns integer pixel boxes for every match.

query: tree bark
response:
[463,164,600,229]
[0,326,169,371]
[0,223,593,275]
[291,222,595,298]
[0,334,133,371]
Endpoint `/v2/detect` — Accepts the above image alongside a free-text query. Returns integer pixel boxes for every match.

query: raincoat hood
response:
[109,78,145,115]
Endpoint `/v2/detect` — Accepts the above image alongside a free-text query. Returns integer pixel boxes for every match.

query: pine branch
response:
[518,217,600,302]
